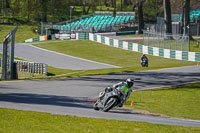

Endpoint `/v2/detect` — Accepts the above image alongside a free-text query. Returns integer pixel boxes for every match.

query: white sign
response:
[71,34,76,39]
[59,34,70,40]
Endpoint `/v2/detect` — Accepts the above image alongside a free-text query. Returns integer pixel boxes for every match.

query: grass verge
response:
[0,108,199,133]
[0,25,39,44]
[190,40,200,52]
[125,82,200,120]
[34,40,195,77]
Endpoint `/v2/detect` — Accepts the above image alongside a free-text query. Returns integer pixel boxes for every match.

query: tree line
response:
[0,0,163,23]
[0,0,192,36]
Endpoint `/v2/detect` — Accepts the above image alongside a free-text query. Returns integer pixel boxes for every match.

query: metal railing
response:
[0,58,47,75]
[143,30,190,51]
[15,60,47,75]
[1,26,18,80]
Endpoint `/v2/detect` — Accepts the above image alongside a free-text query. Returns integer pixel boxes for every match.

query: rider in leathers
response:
[141,54,148,67]
[105,78,134,107]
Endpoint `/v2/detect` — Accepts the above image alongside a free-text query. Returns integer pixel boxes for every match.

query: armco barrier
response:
[15,60,47,75]
[89,33,200,62]
[76,33,89,40]
[0,58,47,75]
[25,33,89,42]
[25,35,48,43]
[116,31,136,36]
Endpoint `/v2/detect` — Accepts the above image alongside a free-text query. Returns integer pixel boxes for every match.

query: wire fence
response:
[1,26,17,80]
[0,58,47,79]
[143,30,190,51]
[14,60,47,75]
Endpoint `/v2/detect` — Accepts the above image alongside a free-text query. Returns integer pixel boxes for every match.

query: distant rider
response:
[141,54,148,67]
[104,78,134,107]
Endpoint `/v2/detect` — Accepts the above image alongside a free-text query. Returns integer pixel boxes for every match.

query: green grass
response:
[0,25,39,44]
[125,82,200,120]
[47,66,81,76]
[0,108,199,133]
[129,40,200,52]
[34,40,195,77]
[0,24,198,79]
[190,40,200,52]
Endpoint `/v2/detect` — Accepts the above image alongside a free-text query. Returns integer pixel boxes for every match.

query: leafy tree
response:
[130,0,144,34]
[111,0,117,16]
[163,0,172,34]
[6,0,10,8]
[138,0,144,34]
[182,0,190,36]
[143,0,159,22]
[40,0,47,22]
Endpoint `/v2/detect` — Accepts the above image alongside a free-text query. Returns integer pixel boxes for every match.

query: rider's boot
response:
[118,103,123,107]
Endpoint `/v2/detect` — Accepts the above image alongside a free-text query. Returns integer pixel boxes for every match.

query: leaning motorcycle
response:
[93,88,126,112]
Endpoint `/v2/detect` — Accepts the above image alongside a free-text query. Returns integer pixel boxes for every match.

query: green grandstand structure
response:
[52,11,135,33]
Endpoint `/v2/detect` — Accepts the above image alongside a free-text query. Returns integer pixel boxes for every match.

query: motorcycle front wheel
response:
[103,97,118,112]
[93,100,100,111]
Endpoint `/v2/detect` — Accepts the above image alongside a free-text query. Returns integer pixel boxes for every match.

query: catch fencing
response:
[89,33,200,62]
[145,23,200,36]
[1,26,18,80]
[143,31,190,51]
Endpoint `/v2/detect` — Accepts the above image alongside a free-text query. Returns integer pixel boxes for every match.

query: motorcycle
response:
[141,58,148,67]
[93,88,126,112]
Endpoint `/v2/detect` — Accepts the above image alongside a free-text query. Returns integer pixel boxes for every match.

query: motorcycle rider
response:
[141,54,148,67]
[103,78,134,107]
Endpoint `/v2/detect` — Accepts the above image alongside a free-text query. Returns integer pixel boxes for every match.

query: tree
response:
[121,0,123,11]
[41,0,48,22]
[138,0,144,34]
[112,0,116,16]
[124,0,131,5]
[5,0,10,8]
[85,0,97,14]
[27,0,31,22]
[82,0,86,15]
[182,0,190,36]
[163,0,172,34]
[130,0,136,11]
[130,0,144,34]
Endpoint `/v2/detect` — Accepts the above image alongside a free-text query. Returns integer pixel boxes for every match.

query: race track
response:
[1,66,200,127]
[0,44,120,70]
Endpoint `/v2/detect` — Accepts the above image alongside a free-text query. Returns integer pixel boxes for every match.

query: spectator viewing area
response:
[52,11,135,33]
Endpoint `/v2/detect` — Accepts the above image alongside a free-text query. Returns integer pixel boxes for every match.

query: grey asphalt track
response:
[0,44,120,70]
[1,66,200,127]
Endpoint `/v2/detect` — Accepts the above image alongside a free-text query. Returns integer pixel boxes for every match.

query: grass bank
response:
[34,40,195,77]
[125,82,200,120]
[190,40,200,52]
[0,25,39,44]
[0,108,199,133]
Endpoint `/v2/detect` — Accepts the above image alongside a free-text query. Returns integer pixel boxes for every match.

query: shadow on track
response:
[38,72,200,90]
[41,71,200,82]
[0,93,95,109]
